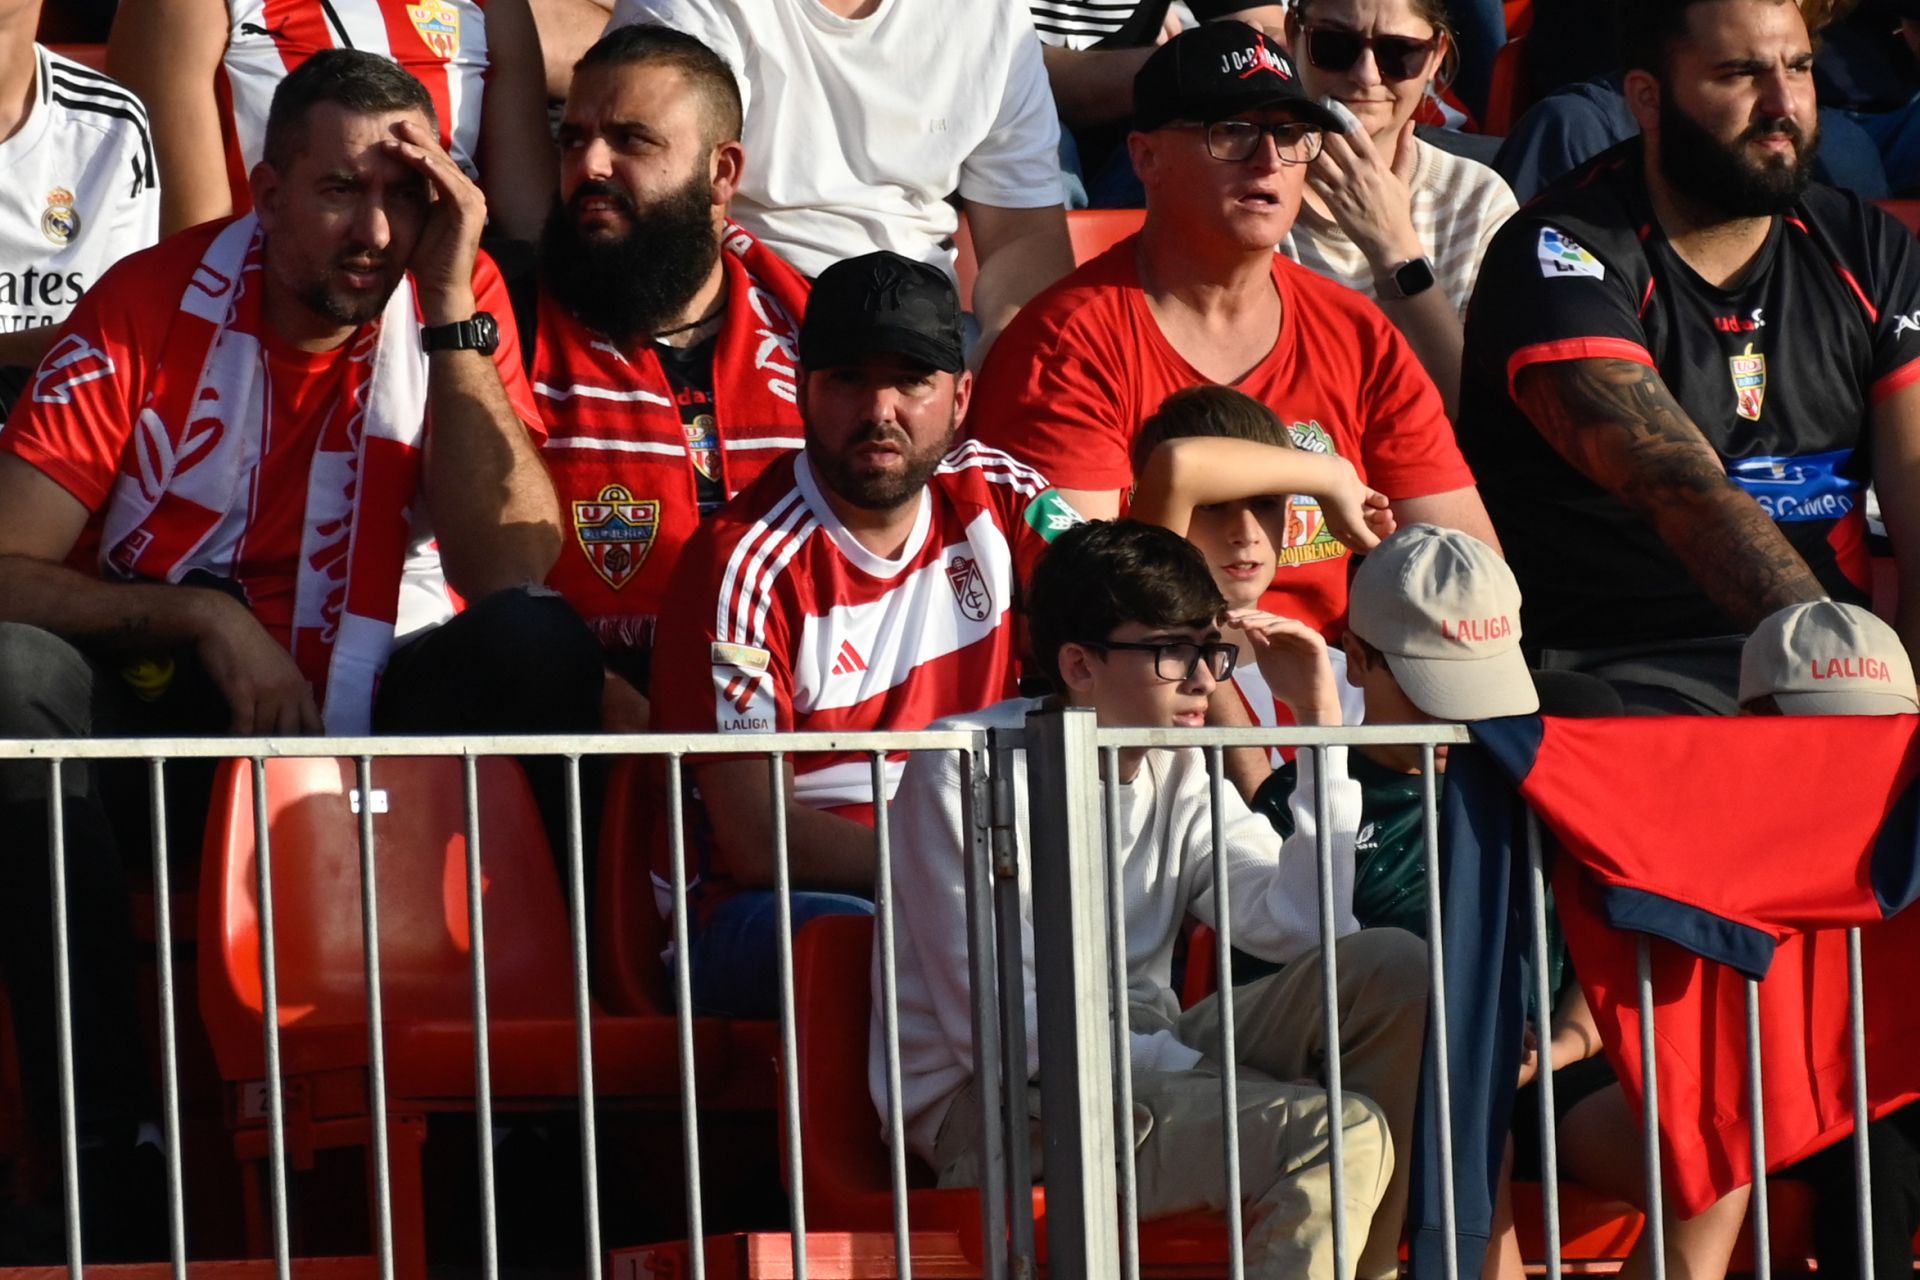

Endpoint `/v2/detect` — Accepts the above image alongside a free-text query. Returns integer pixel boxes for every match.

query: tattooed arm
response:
[1512,358,1826,629]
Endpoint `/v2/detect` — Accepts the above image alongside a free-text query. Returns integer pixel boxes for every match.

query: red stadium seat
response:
[952,208,1146,313]
[1502,0,1534,39]
[1482,34,1532,136]
[200,756,754,1276]
[1877,199,1920,238]
[46,44,109,72]
[789,915,1228,1272]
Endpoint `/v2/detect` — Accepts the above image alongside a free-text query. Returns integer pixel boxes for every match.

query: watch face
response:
[472,311,500,353]
[1395,259,1437,297]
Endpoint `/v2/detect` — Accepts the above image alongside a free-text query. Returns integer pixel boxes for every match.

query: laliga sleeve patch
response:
[710,641,771,672]
[1023,489,1085,542]
[1538,227,1605,281]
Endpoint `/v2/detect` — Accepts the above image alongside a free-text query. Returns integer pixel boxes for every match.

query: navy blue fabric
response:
[1408,735,1531,1277]
[1873,763,1920,915]
[1597,885,1777,980]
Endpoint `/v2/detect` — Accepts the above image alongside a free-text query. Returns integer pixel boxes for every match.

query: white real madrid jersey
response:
[220,0,491,203]
[0,47,159,335]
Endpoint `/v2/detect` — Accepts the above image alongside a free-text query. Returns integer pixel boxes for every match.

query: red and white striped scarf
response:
[100,213,433,733]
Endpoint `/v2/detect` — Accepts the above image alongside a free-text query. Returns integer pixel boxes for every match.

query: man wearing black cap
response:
[648,249,1082,1019]
[971,21,1496,664]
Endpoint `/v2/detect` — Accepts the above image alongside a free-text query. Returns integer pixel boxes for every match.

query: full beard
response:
[1657,94,1817,219]
[299,256,400,328]
[539,169,721,344]
[807,415,958,512]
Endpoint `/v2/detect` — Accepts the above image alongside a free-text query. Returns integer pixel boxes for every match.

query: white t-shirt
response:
[1282,135,1518,318]
[608,0,1065,278]
[0,47,159,337]
[873,696,1363,1161]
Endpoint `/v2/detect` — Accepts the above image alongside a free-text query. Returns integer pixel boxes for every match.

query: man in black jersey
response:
[529,24,810,732]
[1458,0,1920,715]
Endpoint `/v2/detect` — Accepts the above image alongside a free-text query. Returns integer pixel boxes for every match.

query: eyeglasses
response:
[1302,24,1444,82]
[1085,639,1239,683]
[1177,119,1325,165]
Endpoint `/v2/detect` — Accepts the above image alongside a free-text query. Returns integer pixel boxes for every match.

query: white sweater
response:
[869,698,1364,1163]
[1281,135,1519,318]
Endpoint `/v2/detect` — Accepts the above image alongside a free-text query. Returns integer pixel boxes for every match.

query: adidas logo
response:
[831,640,868,677]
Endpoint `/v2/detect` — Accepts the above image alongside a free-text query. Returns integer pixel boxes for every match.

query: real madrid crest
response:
[572,484,660,590]
[41,187,79,246]
[406,0,462,60]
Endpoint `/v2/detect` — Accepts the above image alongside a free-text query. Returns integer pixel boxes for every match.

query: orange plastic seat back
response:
[1878,199,1920,238]
[594,755,672,1014]
[1067,208,1144,264]
[792,915,935,1220]
[1483,35,1531,136]
[199,756,577,1081]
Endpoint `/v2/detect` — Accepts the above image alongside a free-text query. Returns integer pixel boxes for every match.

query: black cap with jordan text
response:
[1132,21,1345,134]
[799,250,966,375]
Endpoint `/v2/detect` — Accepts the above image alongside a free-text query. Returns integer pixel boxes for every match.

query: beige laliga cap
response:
[1738,601,1918,715]
[1347,524,1540,720]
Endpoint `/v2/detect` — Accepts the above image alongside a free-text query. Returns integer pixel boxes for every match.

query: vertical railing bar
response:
[1101,747,1141,1280]
[1745,979,1770,1280]
[1637,935,1665,1280]
[47,760,83,1280]
[355,757,396,1280]
[769,752,810,1280]
[666,754,707,1280]
[988,735,1038,1275]
[462,754,501,1280]
[1313,744,1350,1279]
[871,751,914,1280]
[1847,926,1874,1280]
[1524,811,1561,1280]
[1205,745,1247,1280]
[253,756,294,1280]
[563,755,604,1280]
[148,758,189,1280]
[959,747,1010,1280]
[1420,746,1460,1280]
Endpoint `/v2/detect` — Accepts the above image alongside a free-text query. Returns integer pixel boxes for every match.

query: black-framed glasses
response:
[1302,24,1444,82]
[1085,639,1239,683]
[1186,119,1325,165]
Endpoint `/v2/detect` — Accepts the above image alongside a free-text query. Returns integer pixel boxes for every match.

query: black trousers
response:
[0,586,601,1163]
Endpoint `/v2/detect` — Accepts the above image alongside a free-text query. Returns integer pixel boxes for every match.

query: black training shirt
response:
[1459,138,1920,649]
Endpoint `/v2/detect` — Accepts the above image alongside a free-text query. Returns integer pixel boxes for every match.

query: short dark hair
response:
[574,23,744,146]
[1617,0,1797,76]
[262,49,439,172]
[1027,520,1226,696]
[1130,384,1294,477]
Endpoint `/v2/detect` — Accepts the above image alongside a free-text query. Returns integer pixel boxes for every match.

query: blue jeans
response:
[690,889,874,1018]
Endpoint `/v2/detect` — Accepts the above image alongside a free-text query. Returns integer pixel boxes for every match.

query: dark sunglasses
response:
[1302,24,1444,82]
[1085,639,1238,684]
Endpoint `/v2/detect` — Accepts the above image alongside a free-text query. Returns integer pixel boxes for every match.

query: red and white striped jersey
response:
[651,440,1080,816]
[219,0,490,207]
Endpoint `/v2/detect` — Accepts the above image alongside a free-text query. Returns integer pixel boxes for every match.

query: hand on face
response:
[378,117,487,324]
[1302,116,1424,268]
[1226,608,1343,725]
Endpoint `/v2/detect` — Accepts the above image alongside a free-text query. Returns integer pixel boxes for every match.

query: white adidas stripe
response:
[715,487,806,646]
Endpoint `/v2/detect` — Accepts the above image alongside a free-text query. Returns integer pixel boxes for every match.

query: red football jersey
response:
[651,440,1077,817]
[0,220,539,676]
[968,237,1475,638]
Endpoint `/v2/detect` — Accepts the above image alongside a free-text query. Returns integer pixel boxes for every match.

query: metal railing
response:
[0,712,1897,1280]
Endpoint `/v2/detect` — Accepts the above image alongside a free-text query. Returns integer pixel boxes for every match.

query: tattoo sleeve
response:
[1512,358,1827,630]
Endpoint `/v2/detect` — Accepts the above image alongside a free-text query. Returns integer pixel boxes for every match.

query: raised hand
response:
[378,117,487,325]
[1304,116,1424,272]
[1226,609,1343,726]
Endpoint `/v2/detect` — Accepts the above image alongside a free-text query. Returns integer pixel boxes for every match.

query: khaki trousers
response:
[933,928,1429,1280]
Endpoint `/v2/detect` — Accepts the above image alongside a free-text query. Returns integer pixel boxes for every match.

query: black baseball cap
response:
[1133,22,1345,135]
[799,251,966,375]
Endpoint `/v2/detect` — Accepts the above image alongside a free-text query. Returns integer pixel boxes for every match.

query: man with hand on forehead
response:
[971,20,1495,649]
[0,50,598,1235]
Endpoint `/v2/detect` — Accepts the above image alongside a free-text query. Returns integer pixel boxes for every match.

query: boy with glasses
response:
[971,20,1497,656]
[877,519,1429,1280]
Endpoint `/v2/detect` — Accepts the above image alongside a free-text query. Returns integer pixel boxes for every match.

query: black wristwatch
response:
[1377,257,1438,301]
[421,311,500,355]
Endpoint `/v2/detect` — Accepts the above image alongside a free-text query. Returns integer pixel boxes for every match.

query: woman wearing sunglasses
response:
[1281,0,1518,421]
